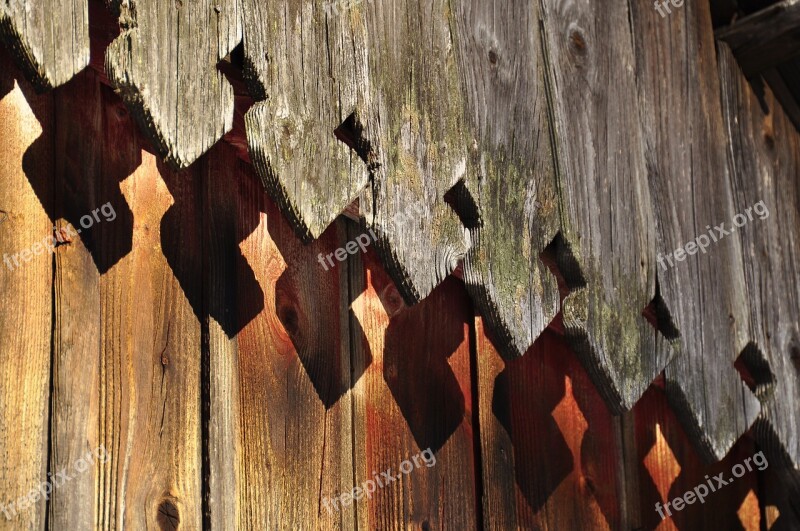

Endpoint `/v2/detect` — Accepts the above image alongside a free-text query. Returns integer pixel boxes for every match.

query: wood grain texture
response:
[632,384,764,530]
[0,53,53,530]
[48,72,205,528]
[539,0,664,413]
[202,143,246,531]
[351,248,477,529]
[452,0,561,359]
[356,0,470,304]
[473,318,629,529]
[105,0,241,168]
[206,158,358,529]
[49,69,122,531]
[629,0,760,461]
[2,5,800,527]
[102,152,204,530]
[716,0,800,76]
[719,44,800,475]
[241,0,371,242]
[0,0,88,91]
[762,66,800,132]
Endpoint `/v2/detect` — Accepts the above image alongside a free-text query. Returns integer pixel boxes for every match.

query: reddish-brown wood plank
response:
[205,150,358,529]
[49,67,116,531]
[350,249,478,529]
[633,385,764,530]
[475,314,768,530]
[473,317,626,529]
[0,51,53,531]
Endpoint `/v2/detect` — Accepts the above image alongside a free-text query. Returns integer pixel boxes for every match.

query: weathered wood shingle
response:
[452,0,561,358]
[629,0,760,461]
[241,0,371,242]
[719,43,800,474]
[105,0,241,168]
[354,0,471,304]
[539,0,666,413]
[0,0,88,91]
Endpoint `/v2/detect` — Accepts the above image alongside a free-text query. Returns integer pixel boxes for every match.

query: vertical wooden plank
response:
[105,0,241,168]
[0,0,88,90]
[0,52,52,530]
[539,0,665,412]
[107,149,204,530]
[351,250,477,528]
[473,316,518,531]
[356,0,470,304]
[473,319,626,529]
[628,0,760,460]
[452,0,561,359]
[206,154,357,529]
[49,68,133,530]
[50,66,204,528]
[241,0,371,241]
[203,144,246,530]
[719,44,800,481]
[761,464,800,528]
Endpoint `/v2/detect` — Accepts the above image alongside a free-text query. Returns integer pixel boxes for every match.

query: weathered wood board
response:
[539,0,665,413]
[474,316,768,530]
[203,147,479,528]
[632,383,764,530]
[0,53,53,530]
[629,0,760,461]
[719,44,800,477]
[473,318,628,529]
[0,2,798,528]
[50,68,112,531]
[105,0,241,168]
[241,0,371,242]
[355,0,470,305]
[0,0,88,91]
[452,0,561,359]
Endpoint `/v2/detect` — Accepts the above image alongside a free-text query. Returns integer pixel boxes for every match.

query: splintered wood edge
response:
[104,0,238,169]
[239,1,372,241]
[0,0,89,91]
[719,42,800,472]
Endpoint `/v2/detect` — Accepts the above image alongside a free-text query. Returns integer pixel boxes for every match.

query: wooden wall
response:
[1,0,800,529]
[1,49,797,529]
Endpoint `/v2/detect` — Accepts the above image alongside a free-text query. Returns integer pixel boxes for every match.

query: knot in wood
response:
[790,339,800,373]
[568,23,588,56]
[156,499,180,530]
